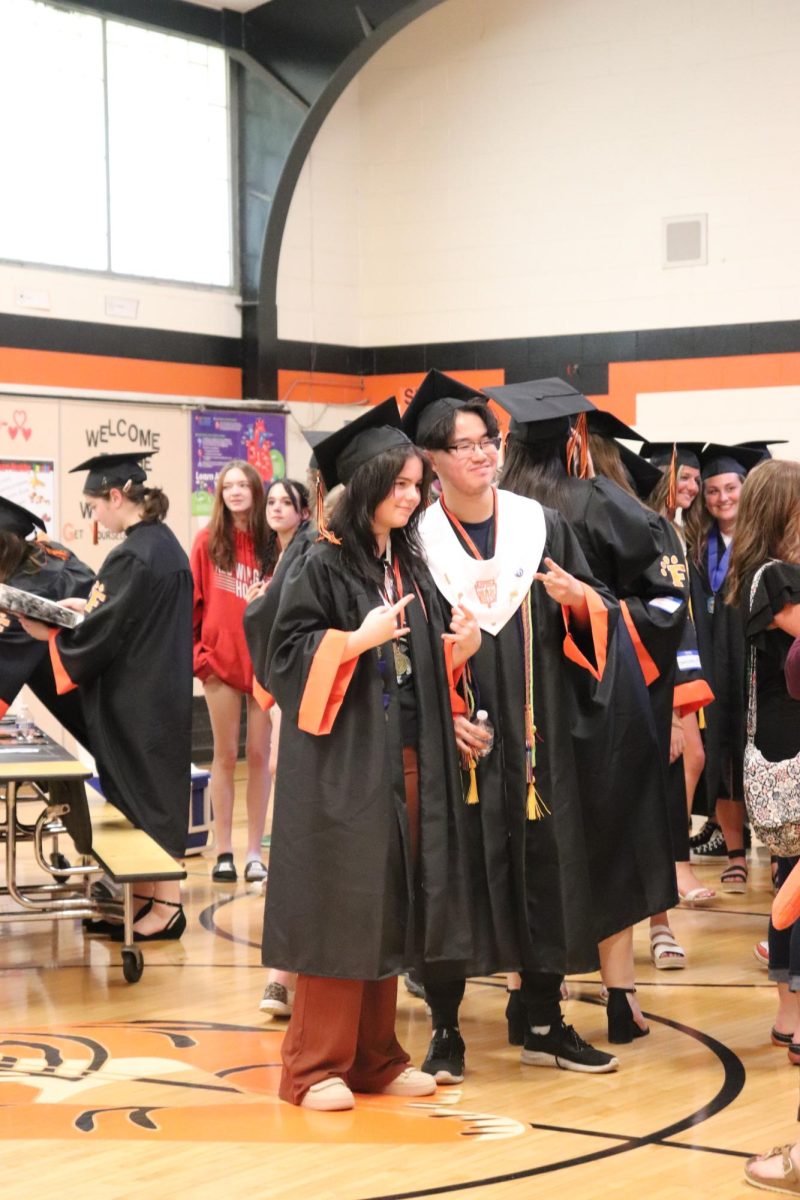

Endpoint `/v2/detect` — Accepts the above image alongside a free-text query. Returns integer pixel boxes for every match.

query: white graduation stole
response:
[419,490,546,635]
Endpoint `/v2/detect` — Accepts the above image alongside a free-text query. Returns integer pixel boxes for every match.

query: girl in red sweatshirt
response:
[191,460,270,883]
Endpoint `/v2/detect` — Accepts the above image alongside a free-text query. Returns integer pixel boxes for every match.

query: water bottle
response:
[474,709,494,757]
[15,703,35,742]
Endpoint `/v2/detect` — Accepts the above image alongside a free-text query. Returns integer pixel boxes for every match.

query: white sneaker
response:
[379,1067,436,1097]
[754,940,769,969]
[300,1077,354,1111]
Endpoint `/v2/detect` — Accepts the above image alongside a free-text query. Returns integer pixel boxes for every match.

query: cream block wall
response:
[0,262,242,338]
[277,0,800,347]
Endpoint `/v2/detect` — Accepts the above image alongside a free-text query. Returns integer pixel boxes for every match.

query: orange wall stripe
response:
[0,347,242,400]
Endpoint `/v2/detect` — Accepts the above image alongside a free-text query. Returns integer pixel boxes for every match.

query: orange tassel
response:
[666,443,678,512]
[566,413,589,479]
[92,520,98,546]
[315,476,341,546]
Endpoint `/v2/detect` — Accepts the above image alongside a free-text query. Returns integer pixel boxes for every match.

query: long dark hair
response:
[263,478,310,577]
[328,446,433,588]
[499,434,579,519]
[206,460,267,572]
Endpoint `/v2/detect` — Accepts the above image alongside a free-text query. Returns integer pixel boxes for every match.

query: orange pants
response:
[279,748,420,1106]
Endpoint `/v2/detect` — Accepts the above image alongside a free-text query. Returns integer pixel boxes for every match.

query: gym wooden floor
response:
[1,776,792,1199]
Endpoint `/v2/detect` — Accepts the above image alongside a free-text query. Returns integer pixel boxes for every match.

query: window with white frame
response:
[0,0,233,287]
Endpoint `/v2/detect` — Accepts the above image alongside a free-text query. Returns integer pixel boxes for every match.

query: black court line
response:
[358,1006,747,1200]
[198,896,261,950]
[528,1122,752,1159]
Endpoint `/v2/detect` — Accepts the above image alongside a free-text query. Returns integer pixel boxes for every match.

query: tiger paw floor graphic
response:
[0,1020,527,1144]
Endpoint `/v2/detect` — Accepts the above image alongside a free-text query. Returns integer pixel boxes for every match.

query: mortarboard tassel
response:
[465,761,479,805]
[92,520,98,546]
[666,443,678,512]
[315,476,341,546]
[565,413,589,479]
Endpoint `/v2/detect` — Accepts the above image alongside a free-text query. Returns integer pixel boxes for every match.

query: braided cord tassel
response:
[522,593,549,821]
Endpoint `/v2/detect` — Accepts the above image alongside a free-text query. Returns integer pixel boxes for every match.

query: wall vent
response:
[662,214,707,268]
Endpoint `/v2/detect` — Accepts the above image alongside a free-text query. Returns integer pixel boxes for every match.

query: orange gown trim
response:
[560,582,609,683]
[620,599,660,687]
[48,628,78,695]
[298,629,358,736]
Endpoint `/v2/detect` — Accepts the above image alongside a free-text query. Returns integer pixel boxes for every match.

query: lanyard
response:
[439,489,498,560]
[707,527,732,595]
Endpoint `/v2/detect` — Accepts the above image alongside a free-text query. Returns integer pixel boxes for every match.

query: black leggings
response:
[421,970,562,1028]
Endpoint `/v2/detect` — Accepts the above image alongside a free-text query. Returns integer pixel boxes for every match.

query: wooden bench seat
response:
[85,787,186,885]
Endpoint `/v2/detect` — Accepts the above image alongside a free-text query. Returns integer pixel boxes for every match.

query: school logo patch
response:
[0,1020,526,1145]
[84,582,107,615]
[660,554,687,589]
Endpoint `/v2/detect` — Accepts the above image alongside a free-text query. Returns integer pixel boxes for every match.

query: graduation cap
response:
[69,452,152,493]
[302,429,334,472]
[642,442,705,471]
[586,410,643,442]
[483,377,596,444]
[616,443,662,500]
[312,399,412,492]
[401,370,487,445]
[737,439,788,462]
[700,443,763,482]
[0,495,46,538]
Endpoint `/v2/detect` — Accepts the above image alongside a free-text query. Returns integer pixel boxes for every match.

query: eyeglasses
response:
[445,437,502,460]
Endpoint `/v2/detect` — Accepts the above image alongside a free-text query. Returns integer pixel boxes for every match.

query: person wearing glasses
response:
[403,372,620,1082]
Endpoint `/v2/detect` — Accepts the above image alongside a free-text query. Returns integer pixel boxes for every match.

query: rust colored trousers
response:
[279,747,420,1105]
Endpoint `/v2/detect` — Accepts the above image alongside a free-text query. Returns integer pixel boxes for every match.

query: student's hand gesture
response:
[534,558,583,607]
[443,602,481,666]
[345,594,415,660]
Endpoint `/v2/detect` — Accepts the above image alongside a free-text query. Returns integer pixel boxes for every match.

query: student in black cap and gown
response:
[0,495,94,740]
[493,379,678,1040]
[260,399,479,1111]
[405,371,621,1081]
[20,452,193,941]
[683,443,763,892]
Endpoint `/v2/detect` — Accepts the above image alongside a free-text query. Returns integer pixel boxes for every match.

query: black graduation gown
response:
[690,528,746,806]
[0,542,95,744]
[242,521,315,699]
[48,522,193,857]
[439,506,618,977]
[549,477,679,921]
[742,561,800,763]
[261,541,473,981]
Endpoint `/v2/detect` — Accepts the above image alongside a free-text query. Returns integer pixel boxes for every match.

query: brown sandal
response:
[745,1144,800,1194]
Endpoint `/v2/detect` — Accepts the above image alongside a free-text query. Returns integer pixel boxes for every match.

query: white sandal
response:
[650,924,686,970]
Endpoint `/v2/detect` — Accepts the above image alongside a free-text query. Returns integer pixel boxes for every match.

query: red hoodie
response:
[191,526,261,693]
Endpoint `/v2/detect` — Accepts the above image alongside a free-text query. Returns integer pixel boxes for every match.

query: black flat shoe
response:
[83,896,153,936]
[110,900,186,943]
[212,853,237,883]
[606,987,649,1044]
[506,989,527,1046]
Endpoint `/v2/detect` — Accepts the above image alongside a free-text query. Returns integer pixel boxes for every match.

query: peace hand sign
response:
[534,557,584,608]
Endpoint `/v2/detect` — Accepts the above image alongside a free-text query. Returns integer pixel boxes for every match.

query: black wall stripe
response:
[0,314,242,371]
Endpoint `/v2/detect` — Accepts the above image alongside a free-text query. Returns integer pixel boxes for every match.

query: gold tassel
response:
[526,782,550,821]
[466,761,479,805]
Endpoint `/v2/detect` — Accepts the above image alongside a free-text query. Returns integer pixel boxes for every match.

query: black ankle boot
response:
[505,989,527,1046]
[606,987,649,1045]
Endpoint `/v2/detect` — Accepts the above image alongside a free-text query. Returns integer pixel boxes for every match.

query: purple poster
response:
[191,410,286,517]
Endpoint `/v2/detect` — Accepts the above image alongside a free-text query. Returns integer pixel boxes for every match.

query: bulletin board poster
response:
[0,459,56,530]
[191,410,286,517]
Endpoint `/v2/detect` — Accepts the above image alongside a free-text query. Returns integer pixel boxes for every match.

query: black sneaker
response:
[688,818,719,850]
[421,1026,465,1084]
[521,1021,619,1073]
[690,827,727,861]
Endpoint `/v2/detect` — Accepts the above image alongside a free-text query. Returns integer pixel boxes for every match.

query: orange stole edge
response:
[48,628,78,695]
[443,638,467,715]
[297,629,358,736]
[252,677,275,712]
[674,678,714,718]
[561,582,608,682]
[620,600,660,687]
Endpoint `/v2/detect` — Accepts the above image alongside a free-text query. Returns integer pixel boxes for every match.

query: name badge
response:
[677,649,702,673]
[707,596,715,615]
